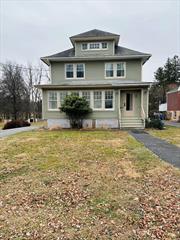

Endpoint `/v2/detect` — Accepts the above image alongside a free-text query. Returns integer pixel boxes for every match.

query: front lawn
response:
[0,130,179,239]
[147,126,180,147]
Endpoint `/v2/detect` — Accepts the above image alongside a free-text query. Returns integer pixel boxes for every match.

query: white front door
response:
[121,91,135,117]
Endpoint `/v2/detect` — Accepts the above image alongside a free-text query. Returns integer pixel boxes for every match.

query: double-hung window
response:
[105,90,113,109]
[65,64,85,79]
[94,91,102,109]
[117,63,125,77]
[82,91,91,106]
[48,91,58,110]
[66,64,74,78]
[105,63,114,77]
[71,91,79,97]
[59,91,68,106]
[76,64,84,78]
[105,62,125,78]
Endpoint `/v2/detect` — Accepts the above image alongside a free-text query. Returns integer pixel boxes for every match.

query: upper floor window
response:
[81,42,108,51]
[66,64,74,78]
[117,63,125,77]
[105,63,114,77]
[76,64,84,78]
[105,62,126,78]
[65,63,85,79]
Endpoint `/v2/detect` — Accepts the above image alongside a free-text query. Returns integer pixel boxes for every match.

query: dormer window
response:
[89,43,100,49]
[102,42,107,49]
[81,42,108,51]
[82,43,88,50]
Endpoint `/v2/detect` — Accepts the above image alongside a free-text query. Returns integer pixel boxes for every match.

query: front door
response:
[120,91,141,118]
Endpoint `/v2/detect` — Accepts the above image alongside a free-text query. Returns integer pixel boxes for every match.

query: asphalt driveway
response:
[163,121,180,128]
[0,126,38,138]
[130,130,180,168]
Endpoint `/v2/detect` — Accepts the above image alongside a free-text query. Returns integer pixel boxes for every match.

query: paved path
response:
[129,130,180,168]
[0,126,38,138]
[163,121,180,128]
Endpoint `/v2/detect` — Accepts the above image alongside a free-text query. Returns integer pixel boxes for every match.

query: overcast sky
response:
[0,0,179,81]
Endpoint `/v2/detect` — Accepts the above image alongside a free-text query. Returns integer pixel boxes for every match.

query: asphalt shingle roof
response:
[70,29,119,38]
[43,46,149,59]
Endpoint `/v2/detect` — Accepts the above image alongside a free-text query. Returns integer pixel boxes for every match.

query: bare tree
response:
[0,62,28,120]
[26,63,49,120]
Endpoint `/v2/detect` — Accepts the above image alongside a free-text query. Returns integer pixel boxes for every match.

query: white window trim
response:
[47,90,115,112]
[81,42,108,51]
[104,62,126,79]
[65,63,85,80]
[92,90,115,111]
[48,91,59,111]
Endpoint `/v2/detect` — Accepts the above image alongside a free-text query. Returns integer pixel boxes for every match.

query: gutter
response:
[35,82,152,90]
[41,54,152,66]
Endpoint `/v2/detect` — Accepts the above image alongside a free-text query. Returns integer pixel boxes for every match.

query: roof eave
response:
[70,35,120,46]
[40,57,50,66]
[41,54,151,63]
[35,82,152,90]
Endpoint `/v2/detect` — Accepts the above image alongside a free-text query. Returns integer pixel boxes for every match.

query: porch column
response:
[141,89,145,127]
[118,89,121,129]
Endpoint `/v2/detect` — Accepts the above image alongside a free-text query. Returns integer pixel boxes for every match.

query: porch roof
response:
[36,80,152,90]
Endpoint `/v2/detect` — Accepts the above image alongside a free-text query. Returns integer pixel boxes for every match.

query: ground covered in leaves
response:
[0,130,179,239]
[148,126,180,147]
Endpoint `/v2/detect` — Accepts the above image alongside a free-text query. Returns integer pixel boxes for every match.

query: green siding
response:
[75,40,114,57]
[42,89,118,120]
[51,59,142,84]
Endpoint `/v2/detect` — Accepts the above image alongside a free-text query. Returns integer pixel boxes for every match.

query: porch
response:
[118,88,148,129]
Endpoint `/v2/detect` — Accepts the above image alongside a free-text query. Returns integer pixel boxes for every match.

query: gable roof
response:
[41,45,151,65]
[70,29,119,38]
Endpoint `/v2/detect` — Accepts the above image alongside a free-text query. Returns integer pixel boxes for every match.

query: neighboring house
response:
[37,29,152,129]
[167,86,180,121]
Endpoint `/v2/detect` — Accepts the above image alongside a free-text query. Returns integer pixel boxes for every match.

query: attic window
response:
[102,42,107,49]
[82,43,87,50]
[89,43,100,49]
[81,42,108,51]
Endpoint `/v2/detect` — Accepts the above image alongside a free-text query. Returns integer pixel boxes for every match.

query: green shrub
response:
[60,95,92,128]
[3,120,30,130]
[145,118,164,130]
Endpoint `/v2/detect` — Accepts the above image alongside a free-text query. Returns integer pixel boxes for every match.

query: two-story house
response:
[37,29,152,129]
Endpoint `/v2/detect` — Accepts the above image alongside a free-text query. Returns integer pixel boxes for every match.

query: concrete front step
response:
[119,117,145,129]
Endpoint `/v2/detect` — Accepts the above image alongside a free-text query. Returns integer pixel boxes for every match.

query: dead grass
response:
[0,130,179,239]
[147,126,180,147]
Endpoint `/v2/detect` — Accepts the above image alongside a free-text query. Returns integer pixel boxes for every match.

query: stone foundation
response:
[47,119,119,129]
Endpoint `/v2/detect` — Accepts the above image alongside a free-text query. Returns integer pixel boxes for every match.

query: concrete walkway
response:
[130,130,180,168]
[0,126,38,138]
[163,121,180,128]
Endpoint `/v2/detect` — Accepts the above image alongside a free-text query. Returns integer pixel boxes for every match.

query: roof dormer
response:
[70,29,120,46]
